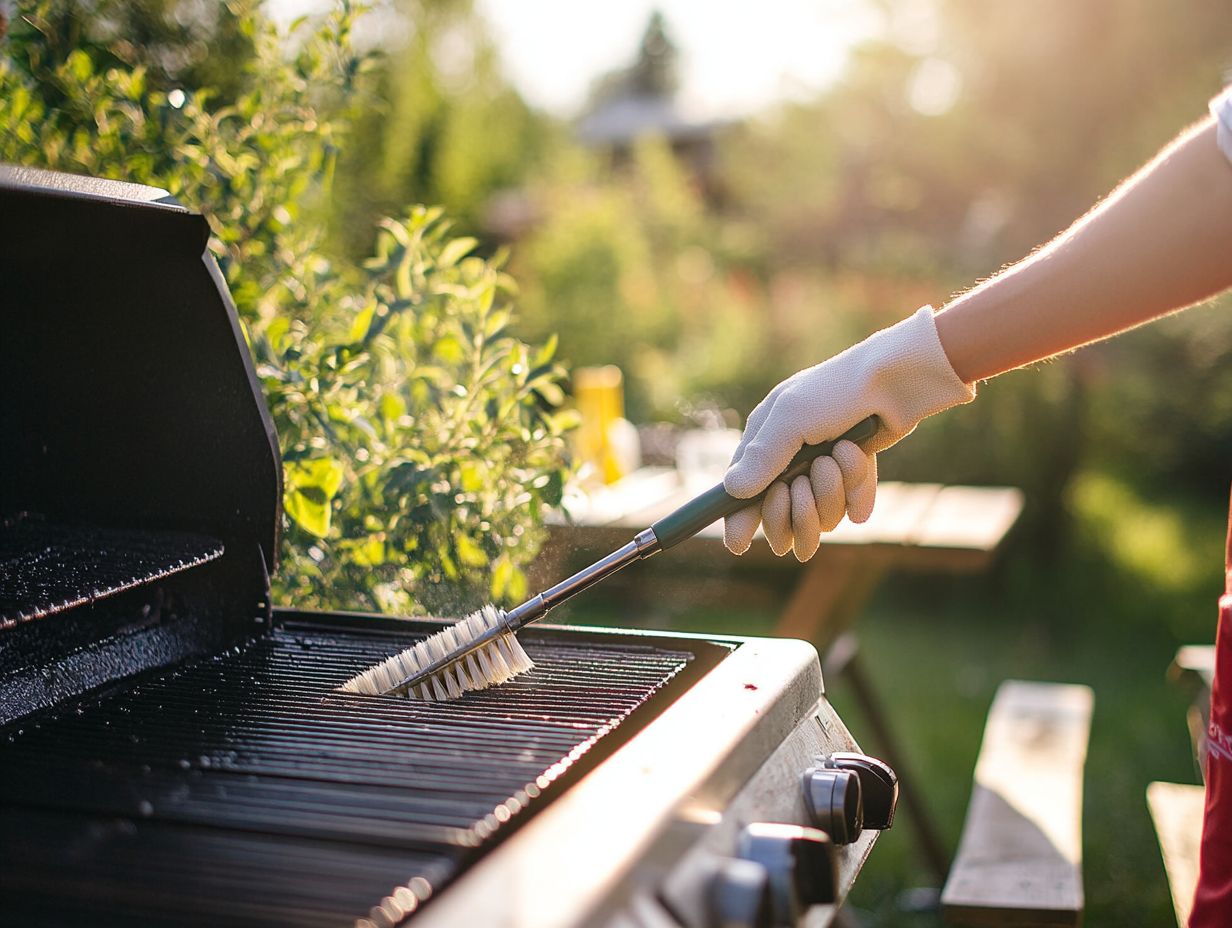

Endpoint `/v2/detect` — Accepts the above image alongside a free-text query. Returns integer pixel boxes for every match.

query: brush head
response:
[339,605,534,700]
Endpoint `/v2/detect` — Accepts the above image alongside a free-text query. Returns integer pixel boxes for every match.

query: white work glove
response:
[723,306,975,560]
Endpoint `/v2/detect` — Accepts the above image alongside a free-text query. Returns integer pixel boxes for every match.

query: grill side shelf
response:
[0,516,224,626]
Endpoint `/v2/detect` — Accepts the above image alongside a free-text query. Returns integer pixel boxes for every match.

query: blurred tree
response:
[511,136,783,423]
[589,8,679,105]
[514,143,681,419]
[935,0,1232,259]
[630,10,678,97]
[722,0,1231,274]
[921,0,1232,514]
[329,0,549,259]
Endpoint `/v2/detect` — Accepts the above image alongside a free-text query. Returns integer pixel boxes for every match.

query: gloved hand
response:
[723,306,976,560]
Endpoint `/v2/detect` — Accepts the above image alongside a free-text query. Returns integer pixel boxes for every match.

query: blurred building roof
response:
[576,93,721,147]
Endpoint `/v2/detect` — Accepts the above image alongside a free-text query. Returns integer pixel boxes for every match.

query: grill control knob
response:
[709,857,773,928]
[735,822,837,925]
[802,767,863,844]
[818,753,898,830]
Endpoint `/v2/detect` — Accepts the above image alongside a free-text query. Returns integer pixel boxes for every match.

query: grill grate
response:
[0,516,224,626]
[0,618,696,927]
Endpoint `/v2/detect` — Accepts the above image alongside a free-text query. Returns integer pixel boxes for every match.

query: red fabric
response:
[1190,486,1232,926]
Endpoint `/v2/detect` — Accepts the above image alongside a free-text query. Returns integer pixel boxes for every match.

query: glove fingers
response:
[723,504,762,556]
[834,440,877,524]
[810,455,845,532]
[725,424,803,499]
[761,481,793,557]
[789,475,822,562]
[857,452,879,522]
[727,386,784,469]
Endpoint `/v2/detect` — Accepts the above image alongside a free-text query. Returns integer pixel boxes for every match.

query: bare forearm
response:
[936,118,1232,383]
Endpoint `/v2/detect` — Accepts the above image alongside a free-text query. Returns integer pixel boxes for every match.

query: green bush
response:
[513,138,777,422]
[0,0,571,614]
[257,211,574,614]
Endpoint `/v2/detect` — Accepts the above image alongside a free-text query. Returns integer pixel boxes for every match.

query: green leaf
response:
[348,302,376,342]
[67,51,94,83]
[455,533,488,568]
[543,469,566,506]
[290,457,345,497]
[533,380,566,406]
[284,458,345,537]
[350,536,386,567]
[380,391,407,421]
[437,236,477,269]
[432,335,465,364]
[491,556,514,601]
[266,316,292,351]
[458,460,483,492]
[395,247,414,298]
[484,308,510,339]
[506,566,528,603]
[534,333,558,366]
[548,409,582,433]
[377,217,411,247]
[476,281,495,314]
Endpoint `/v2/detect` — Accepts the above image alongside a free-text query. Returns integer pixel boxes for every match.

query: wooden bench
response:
[1148,645,1213,926]
[1147,781,1204,927]
[1168,644,1215,773]
[942,680,1094,927]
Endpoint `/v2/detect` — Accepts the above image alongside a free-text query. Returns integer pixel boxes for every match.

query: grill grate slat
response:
[0,619,697,926]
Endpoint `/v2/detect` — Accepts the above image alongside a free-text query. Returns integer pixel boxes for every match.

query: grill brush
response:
[341,416,880,700]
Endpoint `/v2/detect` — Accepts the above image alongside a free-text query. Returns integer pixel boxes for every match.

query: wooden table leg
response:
[773,549,886,648]
[774,552,951,880]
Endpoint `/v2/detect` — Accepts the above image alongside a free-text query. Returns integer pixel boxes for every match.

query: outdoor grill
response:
[0,166,896,928]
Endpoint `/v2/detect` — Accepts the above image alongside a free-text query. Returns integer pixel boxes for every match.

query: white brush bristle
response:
[339,605,534,700]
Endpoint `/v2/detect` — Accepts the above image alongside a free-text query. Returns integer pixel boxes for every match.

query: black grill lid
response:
[0,166,281,578]
[0,166,284,716]
[0,166,281,624]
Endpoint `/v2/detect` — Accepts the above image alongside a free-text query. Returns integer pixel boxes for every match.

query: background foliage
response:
[0,0,570,613]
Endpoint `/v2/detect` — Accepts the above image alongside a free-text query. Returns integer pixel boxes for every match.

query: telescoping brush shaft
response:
[342,528,661,699]
[342,415,880,700]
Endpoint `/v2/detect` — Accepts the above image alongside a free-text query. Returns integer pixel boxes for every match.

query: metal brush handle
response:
[648,415,881,550]
[509,413,881,625]
[380,415,881,696]
[504,414,881,627]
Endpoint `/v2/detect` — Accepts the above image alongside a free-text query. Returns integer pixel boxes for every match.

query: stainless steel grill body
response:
[0,167,883,928]
[407,631,873,928]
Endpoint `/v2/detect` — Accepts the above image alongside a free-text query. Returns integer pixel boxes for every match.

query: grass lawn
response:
[557,473,1225,927]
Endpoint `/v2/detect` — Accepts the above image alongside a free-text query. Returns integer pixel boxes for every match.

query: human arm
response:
[936,118,1232,382]
[725,107,1232,560]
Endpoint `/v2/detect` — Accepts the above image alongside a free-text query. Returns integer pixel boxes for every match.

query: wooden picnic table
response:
[541,469,1024,650]
[538,468,1024,884]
